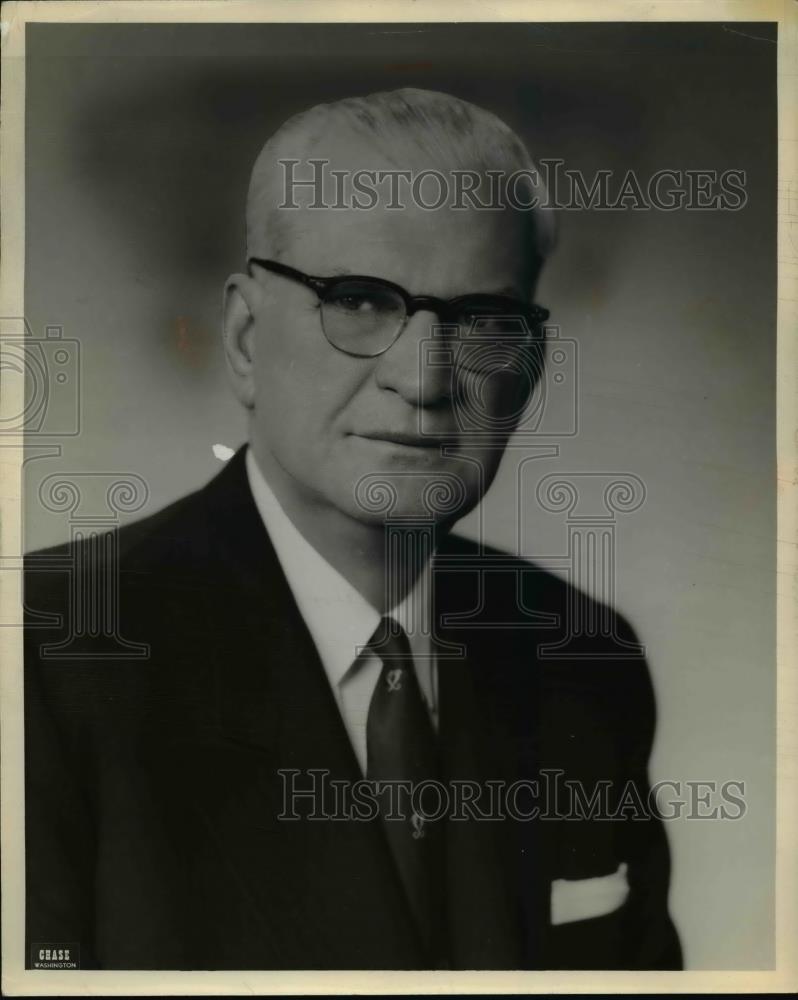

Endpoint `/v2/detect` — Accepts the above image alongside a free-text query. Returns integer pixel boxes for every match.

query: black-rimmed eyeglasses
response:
[247,257,549,361]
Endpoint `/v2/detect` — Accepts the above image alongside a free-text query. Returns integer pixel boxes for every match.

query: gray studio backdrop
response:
[24,22,776,968]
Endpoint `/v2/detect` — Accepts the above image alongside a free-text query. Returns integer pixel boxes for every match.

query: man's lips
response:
[352,431,453,449]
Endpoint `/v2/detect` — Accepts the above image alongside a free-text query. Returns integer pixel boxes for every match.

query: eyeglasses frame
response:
[247,256,550,359]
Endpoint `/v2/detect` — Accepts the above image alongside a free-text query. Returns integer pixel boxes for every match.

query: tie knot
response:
[369,615,413,663]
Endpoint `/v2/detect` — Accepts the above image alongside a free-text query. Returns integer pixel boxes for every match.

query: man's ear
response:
[222,273,262,409]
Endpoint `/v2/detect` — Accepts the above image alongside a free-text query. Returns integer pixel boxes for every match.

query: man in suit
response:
[24,88,682,970]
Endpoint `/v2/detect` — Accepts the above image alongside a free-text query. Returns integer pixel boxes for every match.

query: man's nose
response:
[373,309,452,407]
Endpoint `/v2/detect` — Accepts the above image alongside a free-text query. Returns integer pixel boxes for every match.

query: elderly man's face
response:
[242,185,535,526]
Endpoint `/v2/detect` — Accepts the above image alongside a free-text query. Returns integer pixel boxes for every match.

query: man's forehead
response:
[278,202,530,296]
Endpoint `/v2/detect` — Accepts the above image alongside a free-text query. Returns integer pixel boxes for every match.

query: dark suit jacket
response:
[24,447,682,970]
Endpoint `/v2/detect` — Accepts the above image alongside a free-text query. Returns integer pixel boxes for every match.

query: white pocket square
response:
[550,862,629,926]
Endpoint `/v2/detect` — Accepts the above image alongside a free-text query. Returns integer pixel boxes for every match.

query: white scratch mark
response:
[721,25,776,43]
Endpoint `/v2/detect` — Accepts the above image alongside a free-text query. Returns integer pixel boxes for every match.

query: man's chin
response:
[342,464,478,526]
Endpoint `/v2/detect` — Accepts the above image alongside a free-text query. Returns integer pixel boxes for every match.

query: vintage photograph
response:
[1,6,790,990]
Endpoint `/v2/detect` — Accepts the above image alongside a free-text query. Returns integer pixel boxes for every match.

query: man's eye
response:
[336,294,374,313]
[458,311,531,336]
[459,313,510,333]
[327,287,402,316]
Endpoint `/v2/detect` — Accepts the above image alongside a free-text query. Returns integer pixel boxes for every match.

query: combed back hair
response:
[246,87,556,267]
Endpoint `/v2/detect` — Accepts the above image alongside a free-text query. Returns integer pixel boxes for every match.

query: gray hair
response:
[246,87,556,266]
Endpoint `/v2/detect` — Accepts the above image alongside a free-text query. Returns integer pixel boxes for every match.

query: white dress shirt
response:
[245,448,438,774]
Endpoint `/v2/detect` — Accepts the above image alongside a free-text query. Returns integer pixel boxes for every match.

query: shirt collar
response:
[244,448,431,688]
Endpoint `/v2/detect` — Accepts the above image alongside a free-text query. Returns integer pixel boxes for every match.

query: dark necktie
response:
[366,615,445,963]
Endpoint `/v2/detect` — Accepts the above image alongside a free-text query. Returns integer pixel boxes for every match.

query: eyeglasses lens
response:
[321,281,406,355]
